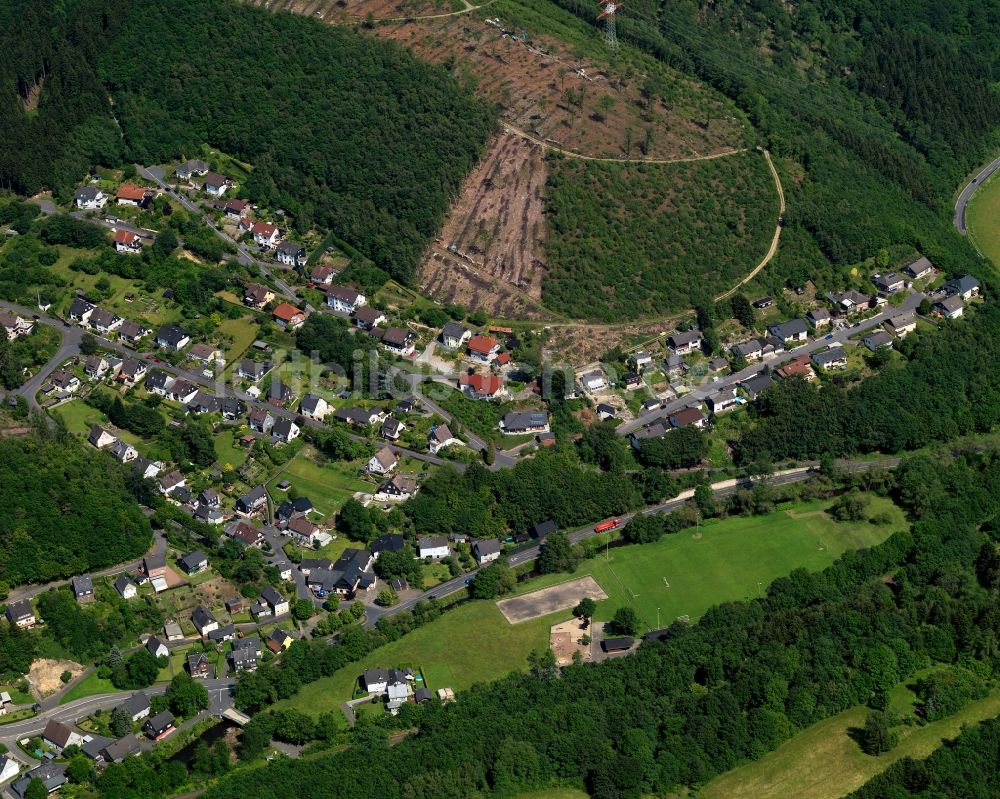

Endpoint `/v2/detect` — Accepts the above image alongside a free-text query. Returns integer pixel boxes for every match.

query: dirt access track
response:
[497,575,608,624]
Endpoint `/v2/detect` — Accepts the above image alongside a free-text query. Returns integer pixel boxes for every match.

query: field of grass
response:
[266,448,373,517]
[273,602,557,720]
[215,428,250,471]
[55,398,150,454]
[520,496,905,629]
[700,679,1000,799]
[512,790,588,799]
[967,166,1000,267]
[216,317,260,364]
[59,672,117,705]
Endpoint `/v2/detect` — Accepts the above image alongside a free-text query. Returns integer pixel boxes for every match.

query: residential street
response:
[616,292,925,437]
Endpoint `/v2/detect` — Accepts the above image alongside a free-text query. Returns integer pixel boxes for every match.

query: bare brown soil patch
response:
[497,575,607,623]
[29,659,84,698]
[419,133,551,317]
[550,618,592,666]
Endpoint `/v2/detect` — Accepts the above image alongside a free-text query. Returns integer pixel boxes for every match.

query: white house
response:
[275,241,307,267]
[367,446,398,475]
[74,187,107,210]
[428,424,461,454]
[271,419,300,444]
[441,322,471,349]
[114,229,142,254]
[0,755,19,783]
[473,538,501,565]
[115,574,137,600]
[251,221,281,249]
[667,330,703,355]
[325,286,366,314]
[580,370,606,392]
[418,536,450,560]
[300,394,329,421]
[203,173,231,197]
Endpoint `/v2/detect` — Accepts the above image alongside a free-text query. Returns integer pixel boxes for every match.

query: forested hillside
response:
[547,0,997,289]
[0,429,152,586]
[0,0,494,284]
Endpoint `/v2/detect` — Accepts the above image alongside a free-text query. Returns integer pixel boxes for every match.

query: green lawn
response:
[520,496,905,629]
[215,428,250,471]
[216,317,260,364]
[55,399,107,436]
[701,679,1000,799]
[273,602,557,721]
[967,164,1000,269]
[0,684,34,705]
[266,448,373,517]
[59,672,117,705]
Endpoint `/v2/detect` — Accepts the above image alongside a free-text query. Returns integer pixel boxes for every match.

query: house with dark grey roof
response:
[667,330,703,355]
[740,373,775,400]
[155,324,190,351]
[325,285,366,314]
[11,764,66,798]
[144,710,175,740]
[260,585,289,616]
[473,538,501,565]
[766,319,809,345]
[117,691,151,722]
[271,418,300,444]
[418,536,449,560]
[177,550,208,575]
[440,322,471,349]
[192,605,218,637]
[235,485,268,516]
[99,735,141,763]
[114,574,137,599]
[72,575,94,602]
[500,411,549,435]
[5,600,35,628]
[146,636,169,659]
[903,256,934,279]
[275,241,307,267]
[811,347,847,370]
[943,274,980,300]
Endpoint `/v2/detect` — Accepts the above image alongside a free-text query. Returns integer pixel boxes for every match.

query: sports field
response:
[520,496,905,629]
[700,676,1000,799]
[966,166,1000,267]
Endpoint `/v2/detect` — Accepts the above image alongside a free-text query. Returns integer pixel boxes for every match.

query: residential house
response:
[826,290,871,313]
[873,272,906,293]
[706,388,739,414]
[261,585,289,616]
[11,765,66,799]
[146,636,169,659]
[811,347,848,370]
[380,416,405,441]
[88,425,117,449]
[68,297,96,324]
[186,392,218,416]
[43,719,83,752]
[221,198,251,220]
[299,393,329,421]
[0,313,32,341]
[767,319,809,345]
[334,406,385,428]
[230,638,260,672]
[500,411,550,435]
[74,186,107,210]
[665,354,686,377]
[84,355,109,379]
[752,297,773,309]
[167,379,198,404]
[163,621,184,642]
[110,439,138,463]
[203,173,231,197]
[381,327,415,357]
[418,536,449,560]
[116,184,149,207]
[286,515,321,547]
[395,398,414,415]
[177,550,209,575]
[0,755,18,783]
[325,285,366,314]
[935,295,965,319]
[156,324,191,351]
[807,308,831,329]
[428,424,460,454]
[118,320,150,346]
[667,330,703,355]
[580,370,606,392]
[367,446,398,475]
[631,351,653,371]
[668,407,707,429]
[275,241,307,267]
[248,409,275,435]
[251,221,280,248]
[145,369,172,396]
[864,330,894,351]
[633,422,670,445]
[310,265,337,285]
[903,256,934,280]
[243,282,275,309]
[144,553,168,592]
[459,372,504,400]
[622,372,642,390]
[363,668,391,694]
[192,605,218,637]
[189,343,221,364]
[46,368,80,395]
[238,359,271,382]
[113,229,142,253]
[88,308,123,334]
[72,575,94,602]
[774,355,816,382]
[187,652,212,679]
[114,574,137,599]
[175,159,210,180]
[116,359,146,387]
[740,373,774,400]
[266,378,293,404]
[6,600,34,629]
[467,334,500,363]
[235,486,268,516]
[144,711,175,741]
[272,303,306,330]
[267,629,294,653]
[353,306,386,331]
[731,338,764,362]
[473,538,501,565]
[596,403,617,420]
[885,311,917,338]
[229,521,264,548]
[276,496,314,525]
[371,534,406,560]
[387,669,414,713]
[220,397,245,421]
[943,274,981,300]
[440,322,471,349]
[374,475,418,502]
[97,736,141,764]
[271,418,300,444]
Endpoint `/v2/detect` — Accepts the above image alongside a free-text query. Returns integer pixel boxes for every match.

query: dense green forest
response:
[156,449,1000,799]
[734,303,1000,464]
[545,0,995,298]
[0,0,494,284]
[845,714,1000,798]
[543,151,777,319]
[0,429,152,586]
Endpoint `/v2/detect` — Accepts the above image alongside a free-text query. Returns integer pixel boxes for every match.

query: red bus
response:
[594,518,620,533]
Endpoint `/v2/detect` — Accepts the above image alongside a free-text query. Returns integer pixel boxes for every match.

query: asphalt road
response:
[617,292,924,437]
[954,154,1000,235]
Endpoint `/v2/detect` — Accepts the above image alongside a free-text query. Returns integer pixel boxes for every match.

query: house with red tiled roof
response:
[272,303,306,330]
[116,184,149,206]
[459,372,504,400]
[113,229,142,254]
[467,335,500,363]
[251,221,280,248]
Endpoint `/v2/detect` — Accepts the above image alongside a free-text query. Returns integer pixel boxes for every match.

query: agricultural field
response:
[265,447,374,517]
[700,678,1000,799]
[965,167,1000,268]
[543,150,778,321]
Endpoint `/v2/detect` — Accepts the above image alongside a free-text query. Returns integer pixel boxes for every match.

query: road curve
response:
[954,154,1000,235]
